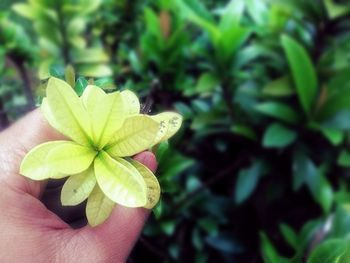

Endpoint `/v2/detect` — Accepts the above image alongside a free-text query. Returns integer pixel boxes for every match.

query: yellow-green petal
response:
[46,77,92,145]
[82,85,125,148]
[86,185,115,227]
[81,85,105,113]
[20,141,69,180]
[94,151,147,207]
[121,90,140,115]
[61,166,96,206]
[130,159,161,209]
[151,112,182,145]
[46,142,97,174]
[106,115,159,157]
[41,98,61,133]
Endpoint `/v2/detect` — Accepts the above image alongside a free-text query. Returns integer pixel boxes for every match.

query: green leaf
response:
[61,166,96,206]
[263,123,297,148]
[195,73,219,93]
[260,232,289,263]
[86,185,115,227]
[320,127,344,146]
[20,141,69,180]
[106,115,159,157]
[78,64,112,78]
[308,239,348,263]
[262,76,295,97]
[338,150,350,168]
[324,0,350,19]
[254,102,299,124]
[64,65,75,88]
[281,35,318,116]
[231,124,257,141]
[219,0,245,31]
[235,161,263,204]
[73,48,109,64]
[45,77,93,145]
[94,151,147,207]
[12,4,36,19]
[279,224,298,250]
[175,0,220,44]
[74,77,88,96]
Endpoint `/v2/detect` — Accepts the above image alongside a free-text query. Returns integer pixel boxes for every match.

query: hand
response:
[0,110,157,262]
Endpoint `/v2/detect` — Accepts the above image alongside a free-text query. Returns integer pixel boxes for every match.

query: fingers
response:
[134,151,158,173]
[0,108,65,198]
[75,151,158,261]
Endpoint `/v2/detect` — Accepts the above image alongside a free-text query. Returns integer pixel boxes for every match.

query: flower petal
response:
[81,85,105,113]
[151,112,182,145]
[129,159,161,209]
[46,142,97,174]
[46,77,92,146]
[106,115,159,157]
[82,85,125,148]
[121,90,140,115]
[20,141,70,180]
[86,185,115,227]
[61,166,96,206]
[94,151,147,207]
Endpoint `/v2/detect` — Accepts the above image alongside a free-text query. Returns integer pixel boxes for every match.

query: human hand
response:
[0,109,157,262]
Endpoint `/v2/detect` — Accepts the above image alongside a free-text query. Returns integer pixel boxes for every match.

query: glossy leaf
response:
[254,102,299,124]
[263,123,297,148]
[308,239,348,263]
[281,35,318,116]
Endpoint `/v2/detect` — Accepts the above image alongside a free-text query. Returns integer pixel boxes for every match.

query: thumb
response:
[74,151,158,262]
[0,109,65,197]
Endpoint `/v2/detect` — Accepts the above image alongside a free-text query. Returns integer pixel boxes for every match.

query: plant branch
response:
[16,61,35,110]
[139,237,169,261]
[172,152,248,211]
[0,97,9,131]
[221,79,235,121]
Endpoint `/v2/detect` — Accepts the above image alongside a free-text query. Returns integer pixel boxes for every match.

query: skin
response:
[0,109,157,263]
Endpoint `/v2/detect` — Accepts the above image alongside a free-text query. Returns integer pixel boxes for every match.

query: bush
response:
[2,0,350,262]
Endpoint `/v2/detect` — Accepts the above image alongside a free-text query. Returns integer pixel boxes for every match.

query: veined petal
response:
[94,151,147,207]
[130,159,161,209]
[81,85,105,113]
[46,142,97,174]
[41,98,61,133]
[46,77,92,146]
[81,85,125,148]
[106,115,159,157]
[121,90,140,115]
[86,185,115,227]
[61,166,96,206]
[20,141,70,180]
[151,112,182,145]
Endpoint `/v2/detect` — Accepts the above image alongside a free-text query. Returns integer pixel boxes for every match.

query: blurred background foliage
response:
[1,0,350,262]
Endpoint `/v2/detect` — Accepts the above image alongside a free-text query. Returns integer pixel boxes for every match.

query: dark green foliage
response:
[3,0,350,262]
